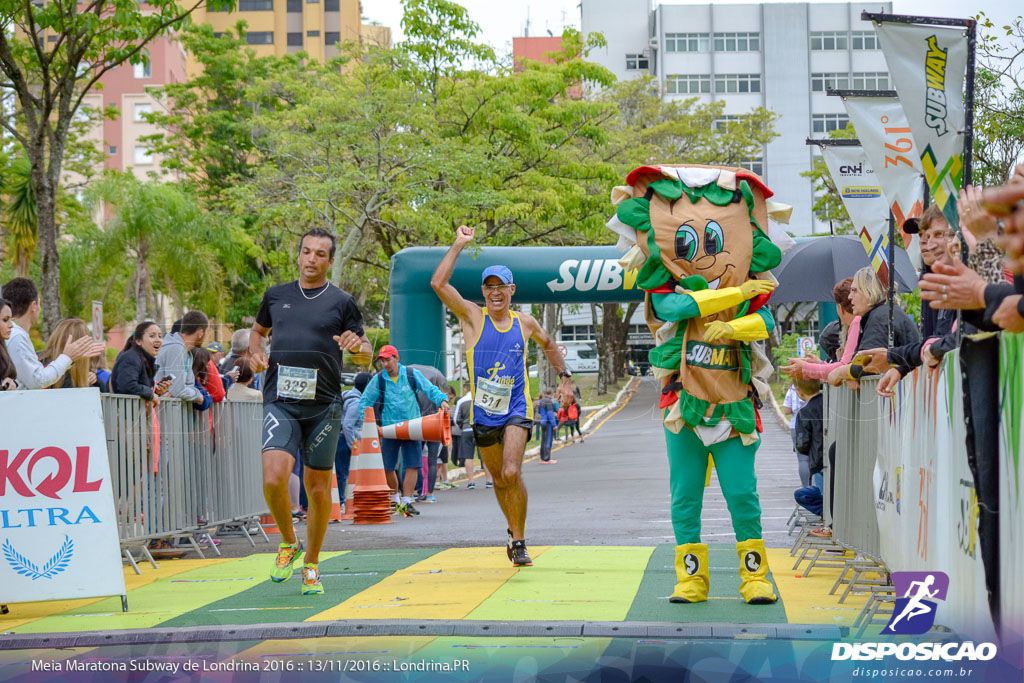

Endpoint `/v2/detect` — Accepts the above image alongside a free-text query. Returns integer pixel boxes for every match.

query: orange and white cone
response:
[329,472,343,522]
[379,407,451,446]
[260,513,279,535]
[342,441,358,521]
[353,407,393,525]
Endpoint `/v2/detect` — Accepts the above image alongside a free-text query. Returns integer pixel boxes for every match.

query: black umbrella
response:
[770,235,918,304]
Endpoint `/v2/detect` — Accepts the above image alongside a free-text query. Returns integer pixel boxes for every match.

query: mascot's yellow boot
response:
[736,539,777,604]
[669,543,709,603]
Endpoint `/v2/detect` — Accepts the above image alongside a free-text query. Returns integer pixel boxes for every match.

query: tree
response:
[143,23,274,200]
[3,156,35,277]
[143,23,291,322]
[0,0,233,335]
[228,20,622,324]
[60,173,236,324]
[800,125,858,235]
[973,13,1024,187]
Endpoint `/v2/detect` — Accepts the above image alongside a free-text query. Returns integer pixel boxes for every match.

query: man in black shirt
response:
[247,228,371,596]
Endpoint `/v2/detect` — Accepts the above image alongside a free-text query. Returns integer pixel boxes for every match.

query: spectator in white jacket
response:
[0,278,103,389]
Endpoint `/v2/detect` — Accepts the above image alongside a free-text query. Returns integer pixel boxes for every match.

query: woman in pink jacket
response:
[782,278,862,386]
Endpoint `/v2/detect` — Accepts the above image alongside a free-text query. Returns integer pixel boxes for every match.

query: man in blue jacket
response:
[358,345,448,517]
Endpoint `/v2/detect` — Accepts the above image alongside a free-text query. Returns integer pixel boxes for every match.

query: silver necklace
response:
[298,281,331,300]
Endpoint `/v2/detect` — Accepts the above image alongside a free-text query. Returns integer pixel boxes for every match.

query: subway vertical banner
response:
[874,20,969,230]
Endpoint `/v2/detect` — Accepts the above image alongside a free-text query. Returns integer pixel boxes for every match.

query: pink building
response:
[82,34,187,178]
[512,36,581,98]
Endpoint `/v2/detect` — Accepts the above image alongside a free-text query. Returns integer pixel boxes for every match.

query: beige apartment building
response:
[188,0,390,73]
[77,2,390,178]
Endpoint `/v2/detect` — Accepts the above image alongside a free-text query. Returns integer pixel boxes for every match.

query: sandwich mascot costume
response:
[607,164,793,604]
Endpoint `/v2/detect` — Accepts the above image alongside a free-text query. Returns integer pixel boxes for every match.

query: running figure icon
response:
[888,574,939,630]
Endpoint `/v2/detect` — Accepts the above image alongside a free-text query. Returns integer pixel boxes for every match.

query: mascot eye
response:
[674,224,699,261]
[704,221,725,256]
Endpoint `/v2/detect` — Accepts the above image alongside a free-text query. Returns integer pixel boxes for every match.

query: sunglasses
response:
[482,284,512,292]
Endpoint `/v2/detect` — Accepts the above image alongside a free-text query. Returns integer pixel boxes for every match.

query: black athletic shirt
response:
[255,281,365,404]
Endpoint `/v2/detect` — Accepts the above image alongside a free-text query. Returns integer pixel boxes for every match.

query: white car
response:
[529,341,599,377]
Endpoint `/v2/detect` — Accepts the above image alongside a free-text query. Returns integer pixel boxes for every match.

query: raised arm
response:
[520,313,574,403]
[431,225,483,330]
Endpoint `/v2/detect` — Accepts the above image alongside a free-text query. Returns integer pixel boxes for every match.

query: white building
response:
[581,0,893,235]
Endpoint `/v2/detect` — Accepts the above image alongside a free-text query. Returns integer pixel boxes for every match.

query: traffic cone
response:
[260,513,279,535]
[379,406,451,446]
[342,441,358,521]
[329,471,343,522]
[353,407,393,525]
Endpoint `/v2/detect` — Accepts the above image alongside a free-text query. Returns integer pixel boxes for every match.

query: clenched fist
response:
[455,225,475,246]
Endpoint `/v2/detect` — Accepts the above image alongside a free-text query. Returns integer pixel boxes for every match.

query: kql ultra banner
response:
[0,389,126,604]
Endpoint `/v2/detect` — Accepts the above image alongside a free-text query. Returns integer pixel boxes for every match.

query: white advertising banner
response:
[875,358,995,641]
[0,389,126,604]
[841,96,924,267]
[875,21,969,230]
[821,144,894,287]
[999,333,1024,639]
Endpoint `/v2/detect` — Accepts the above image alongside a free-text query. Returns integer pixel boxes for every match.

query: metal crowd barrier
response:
[101,395,269,569]
[824,378,884,564]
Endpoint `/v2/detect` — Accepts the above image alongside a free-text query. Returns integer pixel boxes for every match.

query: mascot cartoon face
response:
[616,165,778,294]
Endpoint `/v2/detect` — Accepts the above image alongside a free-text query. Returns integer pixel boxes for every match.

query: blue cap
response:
[481,265,514,285]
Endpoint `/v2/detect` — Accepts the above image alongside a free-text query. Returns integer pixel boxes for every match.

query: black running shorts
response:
[262,400,343,471]
[472,416,534,449]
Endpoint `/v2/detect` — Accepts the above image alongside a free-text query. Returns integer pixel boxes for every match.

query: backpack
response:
[373,367,434,424]
[567,402,579,421]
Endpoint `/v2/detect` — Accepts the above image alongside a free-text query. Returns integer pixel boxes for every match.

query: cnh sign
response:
[390,246,643,369]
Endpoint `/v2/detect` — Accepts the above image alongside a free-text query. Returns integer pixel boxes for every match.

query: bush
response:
[771,333,802,366]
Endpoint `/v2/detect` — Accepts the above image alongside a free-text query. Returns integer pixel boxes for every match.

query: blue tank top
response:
[467,311,534,426]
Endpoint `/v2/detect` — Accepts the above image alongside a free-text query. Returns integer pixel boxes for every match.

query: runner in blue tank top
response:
[432,225,575,567]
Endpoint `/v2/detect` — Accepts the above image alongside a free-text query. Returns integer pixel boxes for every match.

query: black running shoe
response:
[401,502,420,517]
[510,540,532,567]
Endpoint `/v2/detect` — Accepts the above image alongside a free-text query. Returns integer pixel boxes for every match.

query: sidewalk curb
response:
[581,376,641,433]
[768,385,791,432]
[444,377,642,481]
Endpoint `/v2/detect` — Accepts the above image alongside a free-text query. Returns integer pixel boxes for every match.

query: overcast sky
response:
[363,0,1021,55]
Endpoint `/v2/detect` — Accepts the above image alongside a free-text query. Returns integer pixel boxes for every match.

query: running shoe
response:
[414,494,427,502]
[509,540,532,567]
[485,481,493,489]
[422,495,438,503]
[270,541,303,582]
[301,562,323,595]
[467,482,476,489]
[397,502,421,517]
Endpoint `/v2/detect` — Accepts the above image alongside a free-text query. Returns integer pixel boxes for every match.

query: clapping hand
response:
[64,334,105,361]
